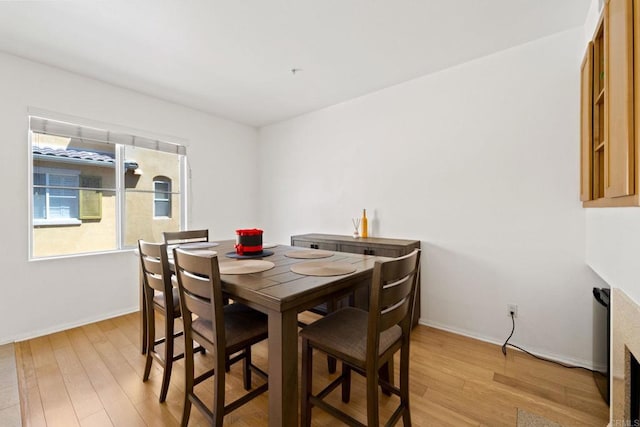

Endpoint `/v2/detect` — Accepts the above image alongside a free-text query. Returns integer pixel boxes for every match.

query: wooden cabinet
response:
[291,233,419,257]
[581,0,637,207]
[291,233,421,326]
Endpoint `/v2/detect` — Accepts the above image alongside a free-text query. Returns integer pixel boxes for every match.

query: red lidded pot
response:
[235,228,263,255]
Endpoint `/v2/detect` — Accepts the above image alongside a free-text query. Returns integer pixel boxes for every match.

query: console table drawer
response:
[339,244,402,258]
[290,239,339,251]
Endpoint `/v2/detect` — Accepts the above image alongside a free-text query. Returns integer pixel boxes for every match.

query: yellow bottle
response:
[361,209,368,238]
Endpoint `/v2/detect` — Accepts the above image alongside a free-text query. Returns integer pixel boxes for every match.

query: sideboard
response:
[290,233,421,326]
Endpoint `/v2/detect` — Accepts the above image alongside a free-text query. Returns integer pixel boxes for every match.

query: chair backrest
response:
[172,248,226,349]
[367,249,421,359]
[163,229,209,245]
[138,240,175,313]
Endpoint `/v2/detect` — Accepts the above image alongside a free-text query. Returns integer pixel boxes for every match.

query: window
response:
[33,168,80,224]
[153,177,172,218]
[29,116,187,259]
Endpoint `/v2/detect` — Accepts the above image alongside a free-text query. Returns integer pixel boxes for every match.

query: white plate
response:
[262,242,277,249]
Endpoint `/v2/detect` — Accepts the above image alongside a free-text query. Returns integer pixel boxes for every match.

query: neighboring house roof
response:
[33,146,139,170]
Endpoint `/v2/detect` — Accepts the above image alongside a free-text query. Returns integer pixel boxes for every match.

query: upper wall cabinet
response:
[581,0,637,207]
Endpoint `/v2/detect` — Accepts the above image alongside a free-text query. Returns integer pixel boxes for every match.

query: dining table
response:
[138,239,387,427]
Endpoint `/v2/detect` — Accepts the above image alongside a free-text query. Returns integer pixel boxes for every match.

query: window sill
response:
[33,218,82,227]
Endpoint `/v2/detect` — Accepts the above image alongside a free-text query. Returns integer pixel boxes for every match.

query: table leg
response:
[268,309,298,427]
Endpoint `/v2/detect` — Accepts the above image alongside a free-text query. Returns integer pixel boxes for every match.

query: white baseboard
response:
[418,318,596,370]
[4,305,139,344]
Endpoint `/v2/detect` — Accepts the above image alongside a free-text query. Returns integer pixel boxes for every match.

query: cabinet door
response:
[635,0,640,196]
[605,0,634,198]
[581,43,594,202]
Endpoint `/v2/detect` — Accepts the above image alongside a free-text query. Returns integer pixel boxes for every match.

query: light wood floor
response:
[14,312,608,426]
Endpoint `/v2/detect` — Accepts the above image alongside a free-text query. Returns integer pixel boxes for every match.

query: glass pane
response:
[124,145,181,193]
[49,193,78,219]
[154,200,170,217]
[124,190,180,247]
[32,190,117,257]
[154,181,170,193]
[33,173,46,186]
[32,133,117,257]
[33,189,45,219]
[124,145,182,247]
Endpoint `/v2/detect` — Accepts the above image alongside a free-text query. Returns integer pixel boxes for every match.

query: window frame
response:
[28,113,188,260]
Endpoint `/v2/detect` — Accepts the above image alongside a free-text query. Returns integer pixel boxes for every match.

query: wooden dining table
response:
[139,240,386,427]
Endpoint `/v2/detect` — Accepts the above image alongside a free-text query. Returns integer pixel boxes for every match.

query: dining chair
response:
[139,231,209,356]
[163,229,209,245]
[138,240,186,402]
[300,249,421,427]
[172,248,268,427]
[299,296,354,374]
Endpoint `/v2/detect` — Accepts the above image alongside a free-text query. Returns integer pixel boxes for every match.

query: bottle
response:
[361,209,368,238]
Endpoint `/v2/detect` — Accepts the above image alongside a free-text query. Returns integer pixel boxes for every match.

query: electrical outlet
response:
[507,304,518,318]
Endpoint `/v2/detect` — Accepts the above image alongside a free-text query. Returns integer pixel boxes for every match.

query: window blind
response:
[29,116,186,155]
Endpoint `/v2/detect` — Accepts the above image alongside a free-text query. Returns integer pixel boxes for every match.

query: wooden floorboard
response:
[15,312,609,426]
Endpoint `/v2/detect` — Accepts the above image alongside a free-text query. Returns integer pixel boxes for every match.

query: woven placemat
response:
[219,260,275,275]
[290,261,356,277]
[284,249,334,259]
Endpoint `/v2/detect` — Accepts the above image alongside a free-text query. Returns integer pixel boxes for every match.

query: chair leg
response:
[300,338,313,427]
[143,307,155,382]
[326,299,337,374]
[327,356,337,374]
[242,347,252,391]
[159,313,174,402]
[379,358,394,396]
[366,368,380,427]
[400,345,411,426]
[341,363,351,403]
[213,353,226,427]
[181,338,194,427]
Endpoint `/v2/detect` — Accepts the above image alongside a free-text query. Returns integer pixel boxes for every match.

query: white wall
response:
[586,210,640,303]
[583,0,602,44]
[582,0,640,306]
[0,51,259,343]
[258,27,604,366]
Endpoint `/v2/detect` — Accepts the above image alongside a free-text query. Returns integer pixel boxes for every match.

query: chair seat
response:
[192,303,268,351]
[300,307,401,368]
[153,287,181,316]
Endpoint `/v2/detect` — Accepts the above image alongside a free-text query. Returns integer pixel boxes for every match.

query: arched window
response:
[153,176,172,218]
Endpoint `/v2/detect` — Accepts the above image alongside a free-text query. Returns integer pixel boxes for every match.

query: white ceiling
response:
[0,1,589,127]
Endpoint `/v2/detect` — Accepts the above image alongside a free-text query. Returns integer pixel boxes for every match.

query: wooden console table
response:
[290,233,421,326]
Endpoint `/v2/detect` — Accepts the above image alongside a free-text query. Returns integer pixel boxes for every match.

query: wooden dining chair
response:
[163,229,209,245]
[300,249,421,427]
[138,240,186,402]
[172,248,268,427]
